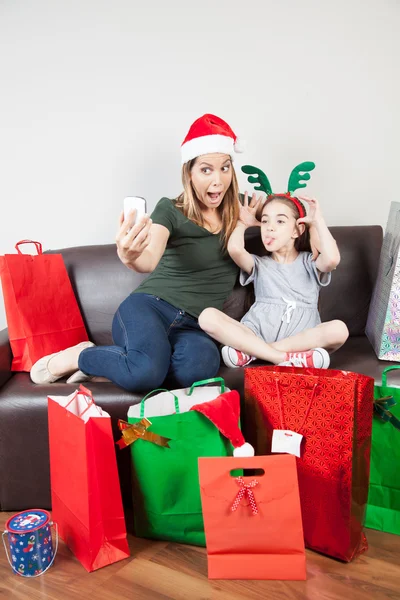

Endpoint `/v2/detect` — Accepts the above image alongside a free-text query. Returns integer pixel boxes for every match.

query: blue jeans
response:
[78,293,221,392]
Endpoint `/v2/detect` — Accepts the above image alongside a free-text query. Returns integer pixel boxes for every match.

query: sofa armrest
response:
[0,328,12,389]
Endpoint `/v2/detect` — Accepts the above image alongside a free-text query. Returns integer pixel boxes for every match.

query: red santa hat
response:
[181,113,245,165]
[191,390,254,457]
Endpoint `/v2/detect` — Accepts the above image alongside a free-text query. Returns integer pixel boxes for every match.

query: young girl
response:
[198,190,349,369]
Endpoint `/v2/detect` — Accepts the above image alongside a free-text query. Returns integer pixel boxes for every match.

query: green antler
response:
[287,162,316,194]
[241,165,273,195]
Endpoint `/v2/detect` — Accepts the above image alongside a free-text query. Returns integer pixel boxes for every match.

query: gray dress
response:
[240,252,331,343]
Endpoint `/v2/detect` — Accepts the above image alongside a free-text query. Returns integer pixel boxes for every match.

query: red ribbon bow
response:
[231,477,259,515]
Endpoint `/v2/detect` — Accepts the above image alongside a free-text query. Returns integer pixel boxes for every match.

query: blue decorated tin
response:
[2,509,58,577]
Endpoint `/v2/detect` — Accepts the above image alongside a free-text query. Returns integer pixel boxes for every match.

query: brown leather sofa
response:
[0,225,395,513]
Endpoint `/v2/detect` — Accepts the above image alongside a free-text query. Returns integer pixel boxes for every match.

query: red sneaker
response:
[221,346,255,368]
[279,348,330,369]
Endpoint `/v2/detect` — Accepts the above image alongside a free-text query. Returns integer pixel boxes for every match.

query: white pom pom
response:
[234,137,246,153]
[233,442,255,457]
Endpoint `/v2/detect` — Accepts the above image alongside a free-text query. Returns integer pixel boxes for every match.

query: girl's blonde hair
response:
[175,158,240,248]
[260,195,311,252]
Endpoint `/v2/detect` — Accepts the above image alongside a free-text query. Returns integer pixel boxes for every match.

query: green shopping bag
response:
[365,365,400,535]
[122,378,242,546]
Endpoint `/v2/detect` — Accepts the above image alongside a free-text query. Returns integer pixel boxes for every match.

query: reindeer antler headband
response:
[241,162,316,219]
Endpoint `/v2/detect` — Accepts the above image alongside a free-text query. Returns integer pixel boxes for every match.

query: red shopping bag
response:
[198,455,306,580]
[244,366,374,562]
[0,240,88,371]
[48,385,130,572]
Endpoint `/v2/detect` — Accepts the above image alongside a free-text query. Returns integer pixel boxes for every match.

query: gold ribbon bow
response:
[116,418,171,449]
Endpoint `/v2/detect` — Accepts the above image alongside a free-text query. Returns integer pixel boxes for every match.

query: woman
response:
[30,114,245,391]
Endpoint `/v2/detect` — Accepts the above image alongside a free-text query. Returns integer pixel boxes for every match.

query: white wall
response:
[0,0,399,329]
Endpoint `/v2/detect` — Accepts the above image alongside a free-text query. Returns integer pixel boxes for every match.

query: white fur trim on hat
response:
[181,134,236,164]
[233,137,246,153]
[233,442,255,458]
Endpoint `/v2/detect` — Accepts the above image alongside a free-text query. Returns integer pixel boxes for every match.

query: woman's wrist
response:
[236,221,249,231]
[238,219,261,231]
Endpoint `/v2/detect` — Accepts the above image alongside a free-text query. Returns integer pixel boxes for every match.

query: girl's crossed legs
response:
[198,307,349,368]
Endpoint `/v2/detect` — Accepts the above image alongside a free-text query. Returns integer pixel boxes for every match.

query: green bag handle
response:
[187,377,225,396]
[381,365,400,387]
[140,388,180,418]
[375,367,400,430]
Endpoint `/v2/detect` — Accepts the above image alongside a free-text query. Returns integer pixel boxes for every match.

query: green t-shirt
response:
[134,197,239,318]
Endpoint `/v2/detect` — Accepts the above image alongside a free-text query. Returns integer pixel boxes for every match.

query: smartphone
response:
[123,196,147,224]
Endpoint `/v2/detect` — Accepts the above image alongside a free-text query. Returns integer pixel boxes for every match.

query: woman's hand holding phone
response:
[116,197,152,268]
[123,196,147,224]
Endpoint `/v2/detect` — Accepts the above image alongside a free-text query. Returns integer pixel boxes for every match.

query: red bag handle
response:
[275,378,318,433]
[15,240,43,255]
[65,385,102,418]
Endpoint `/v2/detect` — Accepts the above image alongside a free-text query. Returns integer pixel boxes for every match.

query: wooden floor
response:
[1,512,399,600]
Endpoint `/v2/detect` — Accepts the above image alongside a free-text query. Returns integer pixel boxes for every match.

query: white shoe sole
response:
[221,346,238,368]
[313,348,330,369]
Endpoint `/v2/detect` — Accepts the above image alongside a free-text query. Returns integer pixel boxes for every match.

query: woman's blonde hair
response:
[175,158,240,248]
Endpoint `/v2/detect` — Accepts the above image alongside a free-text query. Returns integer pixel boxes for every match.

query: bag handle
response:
[275,378,317,433]
[15,240,43,255]
[140,388,180,418]
[65,385,102,418]
[381,366,400,387]
[187,377,225,396]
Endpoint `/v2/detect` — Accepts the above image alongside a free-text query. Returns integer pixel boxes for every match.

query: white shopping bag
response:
[128,377,230,418]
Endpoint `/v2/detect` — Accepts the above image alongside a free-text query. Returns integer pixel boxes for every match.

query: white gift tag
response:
[271,429,303,458]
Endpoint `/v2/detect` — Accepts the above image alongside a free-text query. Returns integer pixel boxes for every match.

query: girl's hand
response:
[296,196,323,227]
[239,192,265,227]
[116,210,152,266]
